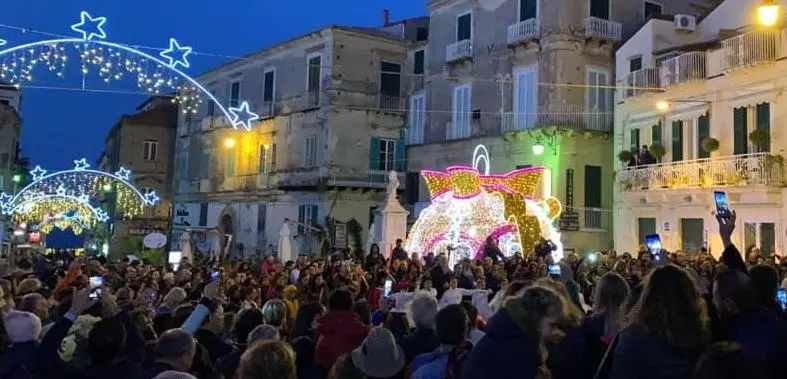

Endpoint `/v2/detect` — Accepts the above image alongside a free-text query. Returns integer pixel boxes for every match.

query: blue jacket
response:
[726,310,787,378]
[461,309,540,379]
[399,328,439,365]
[610,322,703,379]
[411,350,449,379]
[0,341,37,379]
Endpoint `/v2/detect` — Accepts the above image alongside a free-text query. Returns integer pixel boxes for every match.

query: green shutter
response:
[651,122,662,147]
[629,128,640,152]
[698,114,710,158]
[733,107,748,155]
[757,103,771,152]
[369,137,380,170]
[672,120,683,162]
[584,165,602,208]
[394,140,405,171]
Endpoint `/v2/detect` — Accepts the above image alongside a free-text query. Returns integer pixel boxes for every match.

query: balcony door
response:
[451,84,472,139]
[672,120,683,162]
[756,103,771,152]
[744,222,776,256]
[586,66,610,130]
[697,114,710,158]
[733,107,748,155]
[590,0,610,19]
[514,64,538,129]
[380,62,402,110]
[456,12,472,42]
[680,218,704,253]
[519,0,537,21]
[638,218,656,245]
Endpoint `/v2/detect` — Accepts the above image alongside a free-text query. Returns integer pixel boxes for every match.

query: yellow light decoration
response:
[11,197,98,235]
[406,145,563,262]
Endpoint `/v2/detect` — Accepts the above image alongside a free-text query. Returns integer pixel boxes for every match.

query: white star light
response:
[115,167,132,181]
[0,39,6,46]
[30,166,47,181]
[0,193,12,213]
[95,208,109,222]
[73,158,90,170]
[228,101,259,130]
[55,186,67,196]
[143,191,160,206]
[77,194,90,203]
[71,11,107,41]
[159,38,192,69]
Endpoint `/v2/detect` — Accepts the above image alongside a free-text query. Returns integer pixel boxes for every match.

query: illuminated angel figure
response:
[405,145,564,262]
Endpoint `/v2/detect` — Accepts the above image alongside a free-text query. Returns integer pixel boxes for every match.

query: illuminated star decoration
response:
[0,39,6,46]
[30,166,48,181]
[159,38,192,69]
[228,101,259,130]
[143,191,160,206]
[94,208,109,222]
[0,192,12,212]
[70,11,107,41]
[55,185,67,196]
[73,158,90,171]
[115,167,132,181]
[77,193,90,203]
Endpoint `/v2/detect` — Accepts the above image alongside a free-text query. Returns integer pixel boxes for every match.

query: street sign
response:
[335,222,347,249]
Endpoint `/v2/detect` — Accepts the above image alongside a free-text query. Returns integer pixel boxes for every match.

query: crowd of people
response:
[1,210,786,379]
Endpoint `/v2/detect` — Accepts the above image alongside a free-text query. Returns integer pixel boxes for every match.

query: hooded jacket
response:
[313,310,369,369]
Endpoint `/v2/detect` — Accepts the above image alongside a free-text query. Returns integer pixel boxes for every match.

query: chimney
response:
[382,9,390,26]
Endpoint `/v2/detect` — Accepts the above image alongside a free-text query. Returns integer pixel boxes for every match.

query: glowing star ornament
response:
[159,38,192,69]
[143,191,160,206]
[114,167,132,181]
[55,185,68,196]
[95,208,109,222]
[0,39,6,46]
[77,193,90,203]
[30,166,47,181]
[73,158,90,170]
[228,101,259,130]
[71,11,107,41]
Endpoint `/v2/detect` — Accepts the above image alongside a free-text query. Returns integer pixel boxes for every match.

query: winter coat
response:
[461,309,541,379]
[399,328,440,365]
[610,322,703,379]
[314,310,369,369]
[0,342,37,379]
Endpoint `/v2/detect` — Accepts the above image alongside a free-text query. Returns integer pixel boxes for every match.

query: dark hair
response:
[237,340,296,379]
[504,280,530,298]
[294,303,324,337]
[154,328,195,360]
[459,301,477,329]
[714,269,760,315]
[88,317,127,364]
[384,312,411,340]
[436,304,468,345]
[747,264,779,310]
[694,342,765,379]
[232,308,265,345]
[327,288,353,311]
[353,300,371,326]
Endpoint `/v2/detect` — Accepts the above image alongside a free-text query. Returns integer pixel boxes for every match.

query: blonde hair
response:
[508,283,579,341]
[592,273,630,335]
[238,340,296,379]
[15,278,41,296]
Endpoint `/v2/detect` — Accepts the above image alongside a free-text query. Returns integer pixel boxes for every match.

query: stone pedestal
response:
[373,171,409,260]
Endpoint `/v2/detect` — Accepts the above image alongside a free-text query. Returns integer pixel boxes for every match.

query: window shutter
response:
[651,122,662,147]
[369,137,380,170]
[733,107,747,155]
[297,206,305,234]
[259,145,267,173]
[757,103,770,152]
[525,68,537,127]
[311,205,319,226]
[395,140,405,171]
[270,144,277,171]
[697,115,710,158]
[672,120,683,161]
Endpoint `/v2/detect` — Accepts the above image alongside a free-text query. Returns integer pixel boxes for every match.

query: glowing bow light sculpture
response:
[405,145,563,265]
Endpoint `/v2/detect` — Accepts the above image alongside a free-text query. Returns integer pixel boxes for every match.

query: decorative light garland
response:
[0,10,259,129]
[405,145,564,262]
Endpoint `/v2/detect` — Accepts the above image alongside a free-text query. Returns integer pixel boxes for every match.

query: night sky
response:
[2,0,424,171]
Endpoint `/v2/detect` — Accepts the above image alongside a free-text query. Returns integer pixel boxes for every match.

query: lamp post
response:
[224,137,236,149]
[758,0,780,27]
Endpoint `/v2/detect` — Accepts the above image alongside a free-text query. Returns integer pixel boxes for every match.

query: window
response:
[263,69,275,114]
[226,153,235,177]
[586,66,610,130]
[307,53,322,106]
[514,64,538,129]
[644,1,663,19]
[304,136,317,167]
[406,172,421,204]
[590,0,610,19]
[207,90,215,116]
[629,128,640,153]
[199,203,208,226]
[672,120,683,161]
[407,94,426,145]
[200,151,211,178]
[297,204,318,234]
[697,114,710,158]
[416,27,429,42]
[450,84,471,139]
[652,122,662,147]
[143,140,158,161]
[270,143,277,172]
[377,138,396,171]
[413,50,425,75]
[229,80,241,108]
[638,218,657,244]
[380,62,402,110]
[259,145,267,174]
[733,107,747,155]
[629,56,642,72]
[257,204,267,236]
[744,222,776,256]
[680,218,704,253]
[584,165,602,229]
[519,0,537,21]
[756,103,771,152]
[456,12,472,41]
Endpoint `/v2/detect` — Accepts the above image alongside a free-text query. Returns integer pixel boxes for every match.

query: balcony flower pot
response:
[701,137,720,154]
[617,150,633,164]
[749,128,770,153]
[649,144,666,162]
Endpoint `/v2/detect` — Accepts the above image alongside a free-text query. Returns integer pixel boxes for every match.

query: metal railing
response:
[258,101,276,118]
[720,30,782,71]
[660,52,707,87]
[616,153,784,191]
[306,89,321,107]
[585,17,622,42]
[583,208,608,230]
[378,94,405,112]
[446,121,470,140]
[446,39,472,63]
[404,74,425,94]
[500,105,613,132]
[325,169,405,189]
[507,18,539,45]
[618,68,660,100]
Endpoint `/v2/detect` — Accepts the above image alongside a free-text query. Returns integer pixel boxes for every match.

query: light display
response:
[0,160,158,234]
[0,39,6,47]
[405,145,563,266]
[0,10,258,130]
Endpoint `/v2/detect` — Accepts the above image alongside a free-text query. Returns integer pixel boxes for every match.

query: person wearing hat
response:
[0,310,42,378]
[351,327,405,379]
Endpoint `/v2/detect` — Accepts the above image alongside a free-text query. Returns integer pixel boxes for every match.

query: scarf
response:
[444,343,471,379]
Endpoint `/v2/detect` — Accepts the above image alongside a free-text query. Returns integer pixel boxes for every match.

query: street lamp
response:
[758,0,780,27]
[12,174,21,183]
[532,143,545,156]
[224,137,236,149]
[102,183,112,192]
[655,100,672,113]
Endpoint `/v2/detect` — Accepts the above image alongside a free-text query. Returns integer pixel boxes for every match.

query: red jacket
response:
[261,260,280,279]
[314,310,370,369]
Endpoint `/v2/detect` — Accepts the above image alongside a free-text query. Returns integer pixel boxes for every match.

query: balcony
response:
[616,153,785,192]
[585,17,622,42]
[446,121,470,140]
[378,94,405,113]
[325,169,405,190]
[507,18,539,46]
[446,40,472,63]
[583,208,610,231]
[500,105,613,133]
[617,68,660,101]
[718,30,784,72]
[660,52,707,87]
[404,74,425,94]
[258,101,277,119]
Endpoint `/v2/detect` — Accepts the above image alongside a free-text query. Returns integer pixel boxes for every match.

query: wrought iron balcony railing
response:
[507,18,539,45]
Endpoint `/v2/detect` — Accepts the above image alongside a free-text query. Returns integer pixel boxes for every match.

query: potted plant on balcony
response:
[749,128,770,153]
[701,137,720,155]
[617,150,634,165]
[649,143,666,163]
